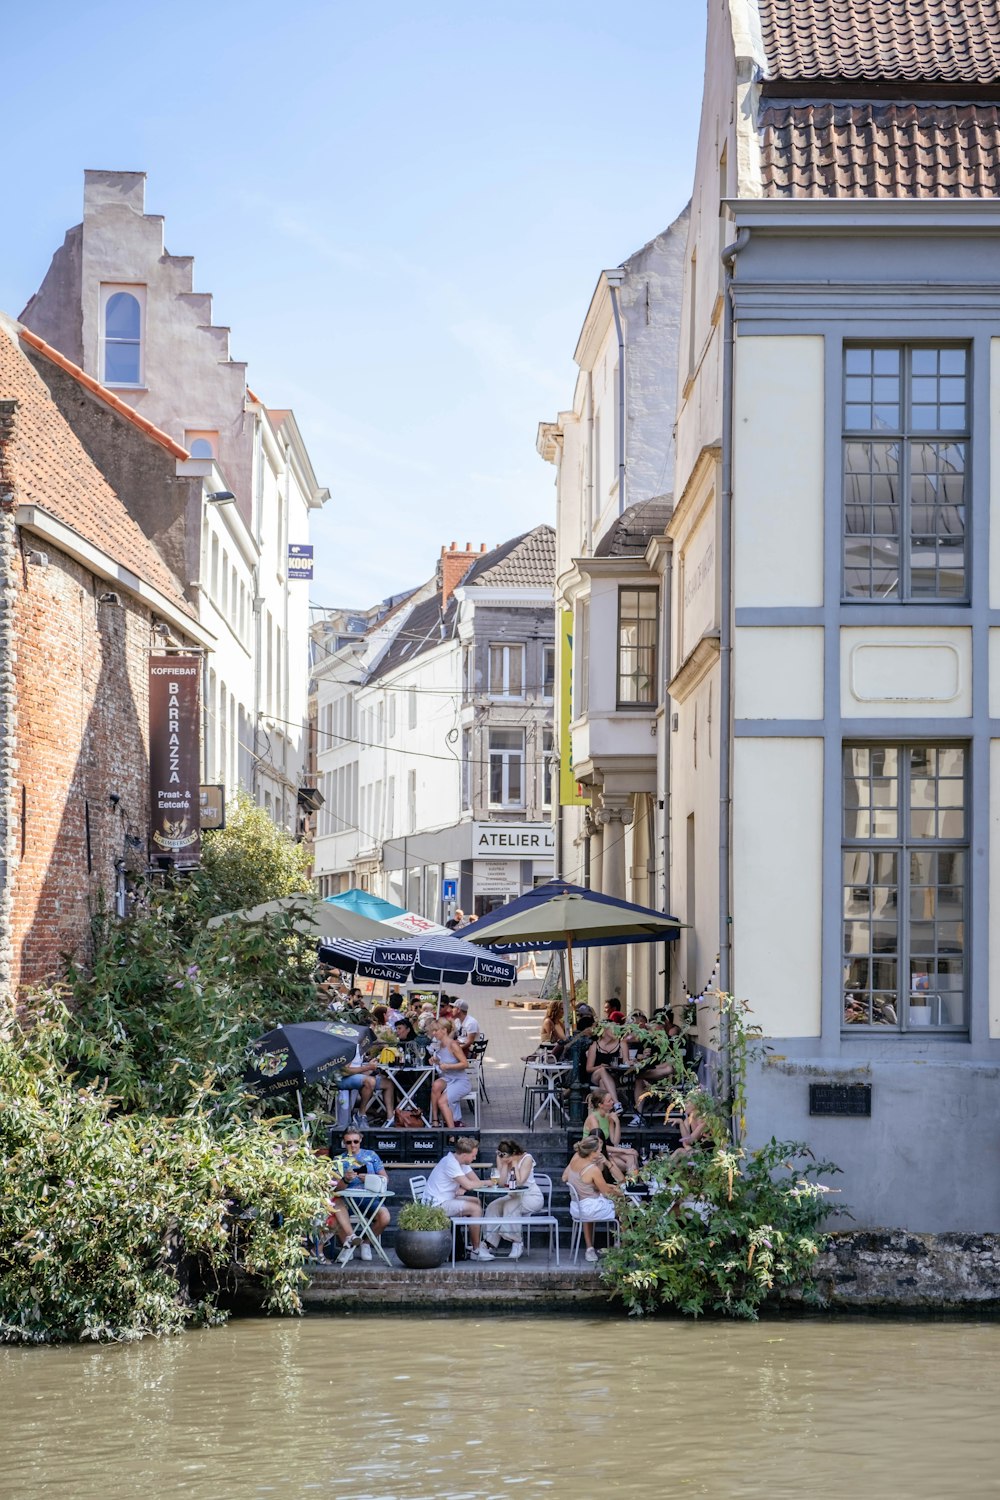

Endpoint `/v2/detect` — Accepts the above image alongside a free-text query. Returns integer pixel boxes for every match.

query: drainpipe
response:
[662,541,673,1006]
[719,227,750,1108]
[605,271,627,516]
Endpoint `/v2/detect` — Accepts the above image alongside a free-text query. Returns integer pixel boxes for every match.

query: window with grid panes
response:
[617,587,658,706]
[488,728,524,807]
[843,345,968,600]
[489,644,524,698]
[842,745,967,1031]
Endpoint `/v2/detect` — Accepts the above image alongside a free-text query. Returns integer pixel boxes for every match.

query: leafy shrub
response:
[60,891,327,1117]
[0,1014,332,1343]
[601,1137,839,1319]
[397,1202,451,1232]
[189,790,312,920]
[600,993,843,1319]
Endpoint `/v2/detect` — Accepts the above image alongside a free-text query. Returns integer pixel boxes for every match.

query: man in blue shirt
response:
[325,1128,390,1264]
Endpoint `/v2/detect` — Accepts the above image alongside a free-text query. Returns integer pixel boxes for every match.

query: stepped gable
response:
[758,0,1000,84]
[0,315,194,616]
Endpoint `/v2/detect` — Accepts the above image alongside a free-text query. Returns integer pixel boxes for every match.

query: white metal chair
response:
[523,1172,553,1255]
[567,1181,620,1263]
[408,1175,428,1203]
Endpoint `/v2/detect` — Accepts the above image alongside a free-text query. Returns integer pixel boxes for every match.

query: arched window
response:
[102,288,142,385]
[189,438,214,459]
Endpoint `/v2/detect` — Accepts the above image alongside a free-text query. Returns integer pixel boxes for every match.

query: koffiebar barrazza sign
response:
[149,656,201,867]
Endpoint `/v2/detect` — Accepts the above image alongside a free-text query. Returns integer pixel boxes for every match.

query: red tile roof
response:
[761,100,1000,195]
[0,320,195,617]
[759,0,1000,84]
[19,327,188,460]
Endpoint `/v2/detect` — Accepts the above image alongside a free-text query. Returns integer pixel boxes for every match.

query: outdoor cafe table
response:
[377,1063,435,1126]
[330,1185,395,1267]
[525,1060,570,1127]
[461,1178,560,1267]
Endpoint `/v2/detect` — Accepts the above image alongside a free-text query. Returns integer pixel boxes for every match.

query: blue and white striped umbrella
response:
[317,930,517,988]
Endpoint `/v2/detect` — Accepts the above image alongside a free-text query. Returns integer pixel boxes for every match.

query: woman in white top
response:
[562,1136,622,1263]
[483,1138,544,1260]
[429,1019,472,1127]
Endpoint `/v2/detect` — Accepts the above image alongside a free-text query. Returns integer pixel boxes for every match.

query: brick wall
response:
[9,532,188,992]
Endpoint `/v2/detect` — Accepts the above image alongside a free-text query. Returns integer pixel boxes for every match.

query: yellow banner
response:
[559,607,590,806]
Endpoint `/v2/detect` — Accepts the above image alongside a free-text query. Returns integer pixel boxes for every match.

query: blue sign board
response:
[442,879,458,901]
[288,544,314,580]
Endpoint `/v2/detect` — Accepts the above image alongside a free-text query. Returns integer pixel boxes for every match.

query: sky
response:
[3,1,707,609]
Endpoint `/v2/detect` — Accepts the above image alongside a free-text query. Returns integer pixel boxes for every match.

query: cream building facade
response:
[672,0,1000,1229]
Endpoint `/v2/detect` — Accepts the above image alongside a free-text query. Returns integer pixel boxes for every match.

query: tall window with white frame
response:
[101,286,144,386]
[542,727,554,808]
[488,643,524,699]
[542,644,555,702]
[842,745,967,1031]
[617,587,658,707]
[488,728,524,809]
[843,344,968,600]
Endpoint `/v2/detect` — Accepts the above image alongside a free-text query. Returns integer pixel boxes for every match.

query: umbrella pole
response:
[296,1088,309,1142]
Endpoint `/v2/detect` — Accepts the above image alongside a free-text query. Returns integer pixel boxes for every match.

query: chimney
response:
[439,541,481,609]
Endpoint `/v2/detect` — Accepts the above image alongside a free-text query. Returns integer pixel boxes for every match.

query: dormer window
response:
[100,285,144,386]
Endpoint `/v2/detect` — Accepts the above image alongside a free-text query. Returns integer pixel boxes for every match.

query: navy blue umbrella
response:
[316,931,516,988]
[460,879,682,952]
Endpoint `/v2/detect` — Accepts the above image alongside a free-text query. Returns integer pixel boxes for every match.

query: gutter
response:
[719,227,750,1107]
[605,271,627,515]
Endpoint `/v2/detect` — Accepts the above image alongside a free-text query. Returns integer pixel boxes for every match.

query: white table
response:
[525,1061,570,1127]
[331,1185,395,1267]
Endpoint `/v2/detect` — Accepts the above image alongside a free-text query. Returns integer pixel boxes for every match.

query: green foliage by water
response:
[59,796,325,1116]
[63,893,325,1116]
[0,1012,332,1344]
[600,995,842,1318]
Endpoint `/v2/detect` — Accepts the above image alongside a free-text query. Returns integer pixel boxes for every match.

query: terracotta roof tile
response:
[0,319,195,617]
[759,0,1000,84]
[761,100,1000,195]
[18,328,188,460]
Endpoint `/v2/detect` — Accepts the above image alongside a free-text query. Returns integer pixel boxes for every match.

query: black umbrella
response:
[245,1021,371,1133]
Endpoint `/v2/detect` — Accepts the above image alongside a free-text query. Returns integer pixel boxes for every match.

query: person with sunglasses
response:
[325,1129,390,1265]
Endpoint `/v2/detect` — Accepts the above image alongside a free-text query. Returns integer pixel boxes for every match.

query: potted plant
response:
[394,1201,452,1269]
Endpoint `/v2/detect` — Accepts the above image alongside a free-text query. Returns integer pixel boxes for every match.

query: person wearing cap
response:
[454,1000,480,1047]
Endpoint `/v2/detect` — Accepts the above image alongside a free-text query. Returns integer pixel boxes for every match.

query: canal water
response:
[1,1314,998,1498]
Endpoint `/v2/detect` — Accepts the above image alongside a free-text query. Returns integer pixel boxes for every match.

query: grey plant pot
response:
[394,1227,452,1269]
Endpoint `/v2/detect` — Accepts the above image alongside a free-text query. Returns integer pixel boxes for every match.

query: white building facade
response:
[21,170,328,831]
[313,531,556,919]
[539,218,687,1012]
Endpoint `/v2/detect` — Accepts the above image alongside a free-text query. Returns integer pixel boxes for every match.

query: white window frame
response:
[99,283,146,388]
[542,645,556,702]
[488,728,525,809]
[488,643,525,700]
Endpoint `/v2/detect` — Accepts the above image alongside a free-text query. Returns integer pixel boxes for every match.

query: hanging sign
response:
[149,656,201,866]
[288,544,314,580]
[200,784,225,831]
